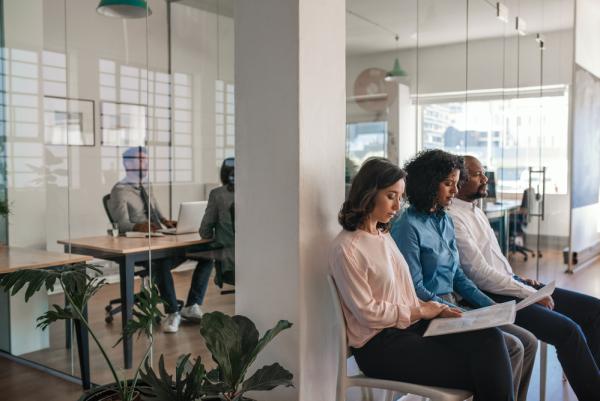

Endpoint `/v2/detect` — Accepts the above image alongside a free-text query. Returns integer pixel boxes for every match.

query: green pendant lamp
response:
[97,0,152,18]
[384,58,407,82]
[384,35,406,82]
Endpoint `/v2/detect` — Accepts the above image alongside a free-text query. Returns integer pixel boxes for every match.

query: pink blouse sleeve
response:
[330,245,414,330]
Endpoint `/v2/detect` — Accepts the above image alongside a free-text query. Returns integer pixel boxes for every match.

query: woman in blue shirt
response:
[391,149,537,401]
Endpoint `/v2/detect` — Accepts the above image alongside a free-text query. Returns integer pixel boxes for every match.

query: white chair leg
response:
[540,341,547,401]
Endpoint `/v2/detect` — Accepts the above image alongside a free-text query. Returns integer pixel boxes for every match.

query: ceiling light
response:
[385,35,407,82]
[384,58,407,82]
[516,17,527,36]
[496,2,509,23]
[97,0,151,18]
[536,33,546,50]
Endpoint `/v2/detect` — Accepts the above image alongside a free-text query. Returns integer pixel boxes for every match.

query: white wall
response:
[235,0,344,399]
[4,0,232,250]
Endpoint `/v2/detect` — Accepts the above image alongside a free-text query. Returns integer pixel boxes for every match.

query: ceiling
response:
[346,0,574,56]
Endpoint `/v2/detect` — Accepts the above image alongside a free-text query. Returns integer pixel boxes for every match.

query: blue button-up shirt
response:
[391,206,494,308]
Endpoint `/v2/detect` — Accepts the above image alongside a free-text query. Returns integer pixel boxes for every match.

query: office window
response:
[345,121,387,181]
[99,59,193,183]
[215,80,235,167]
[419,93,569,194]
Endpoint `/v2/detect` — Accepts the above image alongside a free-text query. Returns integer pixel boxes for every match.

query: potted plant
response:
[138,312,294,401]
[0,263,164,401]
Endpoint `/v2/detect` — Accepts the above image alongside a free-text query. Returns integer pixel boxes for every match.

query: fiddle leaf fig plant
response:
[199,311,294,401]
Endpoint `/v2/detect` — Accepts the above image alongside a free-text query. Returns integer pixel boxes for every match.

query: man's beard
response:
[468,185,487,200]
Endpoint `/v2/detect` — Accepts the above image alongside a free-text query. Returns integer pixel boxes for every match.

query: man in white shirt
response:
[449,155,600,400]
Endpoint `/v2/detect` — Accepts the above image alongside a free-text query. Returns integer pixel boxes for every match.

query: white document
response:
[515,280,556,311]
[423,301,516,337]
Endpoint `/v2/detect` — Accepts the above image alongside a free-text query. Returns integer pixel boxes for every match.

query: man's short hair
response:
[122,146,147,161]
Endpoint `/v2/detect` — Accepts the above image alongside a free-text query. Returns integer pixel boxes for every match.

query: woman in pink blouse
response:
[329,157,514,401]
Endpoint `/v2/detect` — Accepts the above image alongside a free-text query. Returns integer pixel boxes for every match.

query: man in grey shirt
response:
[108,147,213,333]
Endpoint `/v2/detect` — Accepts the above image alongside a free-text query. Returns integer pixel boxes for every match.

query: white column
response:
[235,0,345,400]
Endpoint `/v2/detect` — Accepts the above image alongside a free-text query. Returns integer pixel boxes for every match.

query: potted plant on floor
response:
[0,263,164,401]
[137,311,294,401]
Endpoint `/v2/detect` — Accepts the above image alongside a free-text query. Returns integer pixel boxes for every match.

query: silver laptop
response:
[160,201,207,235]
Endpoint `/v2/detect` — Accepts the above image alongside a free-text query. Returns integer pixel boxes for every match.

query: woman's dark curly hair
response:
[338,157,406,232]
[403,149,466,213]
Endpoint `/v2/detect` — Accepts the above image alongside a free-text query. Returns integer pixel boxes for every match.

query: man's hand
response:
[133,222,161,232]
[523,277,543,288]
[161,219,177,228]
[537,296,554,310]
[438,307,463,318]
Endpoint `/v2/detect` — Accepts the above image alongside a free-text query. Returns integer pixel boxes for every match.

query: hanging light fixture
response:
[96,0,152,18]
[385,35,406,82]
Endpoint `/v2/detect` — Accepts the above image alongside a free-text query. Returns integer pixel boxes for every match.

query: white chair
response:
[327,275,473,401]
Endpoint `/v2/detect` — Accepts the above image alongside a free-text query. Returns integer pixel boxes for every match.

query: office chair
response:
[102,194,183,323]
[327,275,472,401]
[508,189,542,261]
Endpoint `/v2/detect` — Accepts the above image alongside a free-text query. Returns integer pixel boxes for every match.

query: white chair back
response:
[327,274,472,401]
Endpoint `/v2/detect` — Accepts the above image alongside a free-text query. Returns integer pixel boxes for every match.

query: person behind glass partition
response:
[199,157,235,288]
[329,157,515,401]
[390,150,536,401]
[108,146,213,333]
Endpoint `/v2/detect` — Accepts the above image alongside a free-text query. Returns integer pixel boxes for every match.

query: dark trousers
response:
[490,287,600,401]
[151,256,214,314]
[352,321,514,401]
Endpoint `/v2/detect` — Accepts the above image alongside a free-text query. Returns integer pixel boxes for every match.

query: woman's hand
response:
[419,301,449,319]
[438,307,463,318]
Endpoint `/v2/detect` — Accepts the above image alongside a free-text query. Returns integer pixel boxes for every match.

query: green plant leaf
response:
[199,311,243,390]
[239,363,294,394]
[36,304,76,330]
[237,319,292,388]
[139,354,207,401]
[115,284,164,347]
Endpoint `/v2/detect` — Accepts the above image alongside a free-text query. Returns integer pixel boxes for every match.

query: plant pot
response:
[201,397,256,401]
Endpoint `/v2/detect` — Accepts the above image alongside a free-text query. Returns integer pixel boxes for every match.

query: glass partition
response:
[0,0,235,387]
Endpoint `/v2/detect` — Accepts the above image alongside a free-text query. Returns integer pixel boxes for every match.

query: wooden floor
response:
[2,247,599,401]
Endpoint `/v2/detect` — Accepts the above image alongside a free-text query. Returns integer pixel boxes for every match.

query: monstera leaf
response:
[139,354,206,401]
[199,312,294,400]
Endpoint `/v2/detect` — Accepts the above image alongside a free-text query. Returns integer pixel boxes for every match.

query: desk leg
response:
[119,257,134,369]
[74,305,91,390]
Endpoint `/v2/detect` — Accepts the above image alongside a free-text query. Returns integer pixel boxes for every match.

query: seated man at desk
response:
[448,155,600,400]
[109,146,213,333]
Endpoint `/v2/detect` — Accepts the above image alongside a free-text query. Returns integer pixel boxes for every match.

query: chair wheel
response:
[105,314,114,323]
[524,256,528,261]
[105,305,112,312]
[538,252,543,258]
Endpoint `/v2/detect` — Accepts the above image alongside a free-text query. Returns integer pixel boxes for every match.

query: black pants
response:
[352,321,514,401]
[490,287,600,400]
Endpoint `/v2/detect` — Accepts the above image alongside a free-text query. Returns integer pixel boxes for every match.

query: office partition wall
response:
[0,0,234,386]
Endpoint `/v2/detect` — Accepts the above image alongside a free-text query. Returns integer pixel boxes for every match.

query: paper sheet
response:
[515,280,556,311]
[423,301,516,337]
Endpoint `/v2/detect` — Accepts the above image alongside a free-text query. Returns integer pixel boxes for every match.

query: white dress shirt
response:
[448,198,536,299]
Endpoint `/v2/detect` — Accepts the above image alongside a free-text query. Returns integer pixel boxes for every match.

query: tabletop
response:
[0,246,92,274]
[58,234,213,255]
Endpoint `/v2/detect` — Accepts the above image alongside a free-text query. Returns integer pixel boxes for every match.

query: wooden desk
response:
[0,246,93,389]
[58,234,212,369]
[484,200,521,255]
[0,246,91,273]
